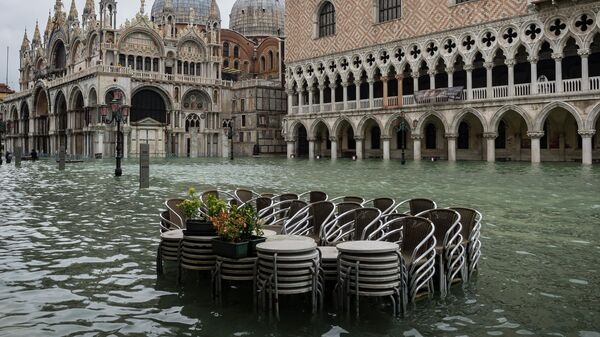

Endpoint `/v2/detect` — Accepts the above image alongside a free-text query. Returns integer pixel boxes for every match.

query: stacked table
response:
[157,229,183,275]
[178,234,218,283]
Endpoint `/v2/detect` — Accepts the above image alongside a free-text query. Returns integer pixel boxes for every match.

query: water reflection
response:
[0,158,598,336]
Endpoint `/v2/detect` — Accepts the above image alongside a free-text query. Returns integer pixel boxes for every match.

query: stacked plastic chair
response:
[212,256,257,303]
[255,238,322,320]
[178,234,217,283]
[336,241,402,317]
[157,210,183,275]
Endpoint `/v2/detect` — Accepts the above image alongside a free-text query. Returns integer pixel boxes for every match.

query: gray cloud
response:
[0,0,236,90]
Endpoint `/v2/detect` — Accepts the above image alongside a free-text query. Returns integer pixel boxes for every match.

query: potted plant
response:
[178,188,222,235]
[209,200,267,259]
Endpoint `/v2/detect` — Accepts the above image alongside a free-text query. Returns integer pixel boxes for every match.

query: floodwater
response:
[0,158,599,337]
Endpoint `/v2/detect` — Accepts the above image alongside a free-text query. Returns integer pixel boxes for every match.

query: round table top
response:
[256,239,317,253]
[336,240,399,254]
[266,235,315,243]
[317,246,339,260]
[161,229,184,240]
[259,229,277,237]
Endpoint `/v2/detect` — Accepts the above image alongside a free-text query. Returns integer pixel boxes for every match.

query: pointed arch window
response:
[318,2,336,38]
[223,42,230,58]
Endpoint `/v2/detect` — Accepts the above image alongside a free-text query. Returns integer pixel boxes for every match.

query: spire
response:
[165,0,173,10]
[209,0,220,21]
[45,10,54,39]
[32,21,42,46]
[54,0,66,24]
[140,0,146,14]
[83,0,95,15]
[21,29,30,51]
[68,0,79,22]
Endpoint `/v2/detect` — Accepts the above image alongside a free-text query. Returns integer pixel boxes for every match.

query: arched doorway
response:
[71,89,85,156]
[33,89,50,155]
[539,107,581,162]
[54,91,68,155]
[421,115,445,159]
[389,116,413,160]
[362,118,382,158]
[130,88,168,157]
[335,119,355,158]
[494,109,530,161]
[296,124,309,157]
[455,113,484,160]
[20,102,30,153]
[313,121,331,158]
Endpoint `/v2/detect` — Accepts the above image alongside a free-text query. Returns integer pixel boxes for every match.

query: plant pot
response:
[212,238,249,259]
[185,219,217,236]
[248,236,267,257]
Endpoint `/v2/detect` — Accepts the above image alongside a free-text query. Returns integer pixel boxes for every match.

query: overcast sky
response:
[0,0,236,90]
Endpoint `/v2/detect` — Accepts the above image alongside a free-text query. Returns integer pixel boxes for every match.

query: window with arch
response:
[223,42,230,58]
[378,0,401,23]
[233,45,239,58]
[318,2,336,38]
[425,123,437,149]
[268,51,274,70]
[458,122,469,149]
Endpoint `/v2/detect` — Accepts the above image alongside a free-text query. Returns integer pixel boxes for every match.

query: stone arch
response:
[332,116,356,137]
[490,105,534,133]
[309,118,331,139]
[118,28,165,56]
[586,102,600,130]
[287,119,310,139]
[536,101,584,131]
[181,89,212,111]
[130,86,172,124]
[415,111,449,135]
[357,115,384,136]
[33,86,50,117]
[450,108,488,134]
[69,86,85,108]
[103,85,129,105]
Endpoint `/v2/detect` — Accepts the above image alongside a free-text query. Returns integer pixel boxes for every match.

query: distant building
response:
[0,84,15,102]
[283,0,600,164]
[0,0,286,158]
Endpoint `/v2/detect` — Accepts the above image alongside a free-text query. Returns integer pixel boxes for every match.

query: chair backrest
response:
[400,217,435,265]
[287,200,308,218]
[409,198,437,215]
[373,198,395,214]
[336,202,362,228]
[261,193,275,199]
[418,209,461,248]
[309,191,328,203]
[165,198,186,228]
[345,196,365,204]
[256,197,273,214]
[353,208,382,240]
[279,193,299,202]
[377,214,409,242]
[310,201,335,236]
[201,190,219,204]
[235,189,255,203]
[449,207,479,242]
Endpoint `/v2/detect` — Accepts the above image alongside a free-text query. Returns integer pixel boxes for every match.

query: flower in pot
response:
[178,188,224,235]
[210,204,251,259]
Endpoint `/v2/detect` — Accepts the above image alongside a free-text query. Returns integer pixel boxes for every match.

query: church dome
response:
[229,0,285,38]
[151,0,218,25]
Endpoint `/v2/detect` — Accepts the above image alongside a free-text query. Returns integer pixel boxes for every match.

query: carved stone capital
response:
[445,67,454,74]
[527,131,545,139]
[463,65,474,71]
[411,134,423,141]
[445,133,458,139]
[578,129,596,138]
[329,137,338,143]
[578,49,591,57]
[551,53,563,61]
[527,56,538,64]
[483,62,494,70]
[354,136,365,141]
[483,132,498,139]
[504,59,516,67]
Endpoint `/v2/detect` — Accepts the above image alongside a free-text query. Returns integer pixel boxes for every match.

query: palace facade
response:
[0,0,286,158]
[283,0,600,164]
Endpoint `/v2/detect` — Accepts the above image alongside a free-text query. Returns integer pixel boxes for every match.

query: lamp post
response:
[0,118,6,165]
[395,114,408,165]
[101,90,130,177]
[222,117,235,160]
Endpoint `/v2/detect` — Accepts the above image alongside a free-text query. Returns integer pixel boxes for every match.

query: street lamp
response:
[101,90,130,177]
[395,114,409,165]
[222,117,235,160]
[0,118,6,165]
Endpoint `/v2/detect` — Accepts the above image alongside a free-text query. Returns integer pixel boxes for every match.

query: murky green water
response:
[1,158,599,337]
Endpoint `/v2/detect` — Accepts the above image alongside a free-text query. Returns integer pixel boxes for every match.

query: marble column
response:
[553,53,563,93]
[298,88,304,112]
[528,132,544,164]
[342,82,349,110]
[412,135,422,161]
[446,67,454,88]
[355,137,364,160]
[506,59,515,97]
[319,85,326,112]
[396,75,404,107]
[529,57,538,95]
[412,73,419,93]
[446,134,457,162]
[330,137,338,160]
[286,140,295,158]
[429,70,436,90]
[368,79,375,109]
[465,65,473,100]
[382,77,388,108]
[382,137,391,160]
[308,138,315,159]
[484,62,493,98]
[580,49,590,92]
[287,89,294,114]
[484,132,497,163]
[579,130,594,165]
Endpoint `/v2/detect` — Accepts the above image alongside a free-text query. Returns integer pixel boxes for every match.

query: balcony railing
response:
[286,77,599,114]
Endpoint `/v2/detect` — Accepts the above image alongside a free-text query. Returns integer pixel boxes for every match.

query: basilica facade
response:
[0,0,286,159]
[283,0,600,164]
